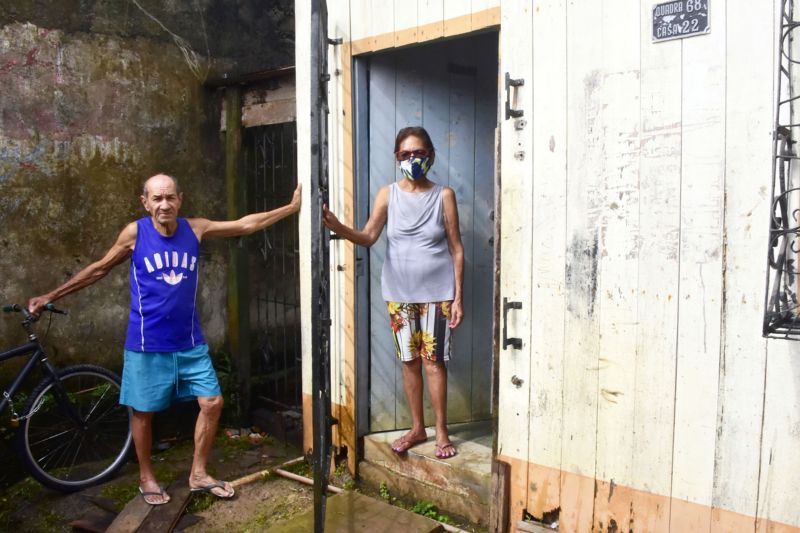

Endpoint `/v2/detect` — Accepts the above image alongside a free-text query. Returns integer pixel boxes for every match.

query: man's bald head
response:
[142,174,181,197]
[140,174,183,230]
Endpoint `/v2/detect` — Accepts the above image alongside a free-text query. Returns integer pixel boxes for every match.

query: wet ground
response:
[0,401,317,532]
[0,402,486,532]
[0,428,316,531]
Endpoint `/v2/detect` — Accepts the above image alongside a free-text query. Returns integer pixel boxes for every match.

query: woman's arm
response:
[442,187,464,328]
[322,186,389,247]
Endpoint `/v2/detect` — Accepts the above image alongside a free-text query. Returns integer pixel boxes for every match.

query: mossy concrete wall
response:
[0,1,293,378]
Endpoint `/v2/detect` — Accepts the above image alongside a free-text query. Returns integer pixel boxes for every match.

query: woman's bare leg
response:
[392,358,428,451]
[423,359,455,457]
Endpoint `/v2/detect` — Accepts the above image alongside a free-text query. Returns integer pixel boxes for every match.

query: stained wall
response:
[0,0,293,376]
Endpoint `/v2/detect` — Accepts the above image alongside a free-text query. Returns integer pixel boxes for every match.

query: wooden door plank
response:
[497,0,534,526]
[349,0,373,53]
[371,0,395,50]
[757,341,800,529]
[394,0,418,46]
[711,0,772,527]
[470,0,500,31]
[393,46,426,429]
[420,41,452,427]
[417,0,444,42]
[326,0,354,452]
[369,54,399,432]
[525,0,567,520]
[591,1,642,530]
[629,4,682,533]
[443,0,473,37]
[559,1,605,531]
[470,31,498,421]
[446,36,478,424]
[670,1,726,529]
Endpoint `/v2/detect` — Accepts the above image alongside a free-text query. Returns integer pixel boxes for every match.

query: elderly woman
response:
[322,126,464,459]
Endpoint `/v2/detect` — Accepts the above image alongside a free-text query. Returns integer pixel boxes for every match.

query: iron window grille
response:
[764,0,800,338]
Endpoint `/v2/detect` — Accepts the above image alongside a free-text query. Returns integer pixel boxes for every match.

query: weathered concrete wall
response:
[0,0,293,378]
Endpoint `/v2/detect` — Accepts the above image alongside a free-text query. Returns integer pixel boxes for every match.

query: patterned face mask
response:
[399,155,431,180]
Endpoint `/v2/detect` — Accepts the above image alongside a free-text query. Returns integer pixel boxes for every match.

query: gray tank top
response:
[381,183,455,303]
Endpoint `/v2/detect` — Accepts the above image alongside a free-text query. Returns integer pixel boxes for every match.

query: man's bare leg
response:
[422,359,455,457]
[392,358,428,452]
[188,395,233,497]
[132,410,170,504]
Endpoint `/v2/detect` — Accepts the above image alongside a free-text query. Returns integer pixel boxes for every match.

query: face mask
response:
[399,156,431,181]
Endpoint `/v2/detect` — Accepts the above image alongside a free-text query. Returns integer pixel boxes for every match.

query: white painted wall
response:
[297,0,800,529]
[496,0,799,529]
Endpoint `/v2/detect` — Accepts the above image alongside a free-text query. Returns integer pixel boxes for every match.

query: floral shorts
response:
[387,301,452,362]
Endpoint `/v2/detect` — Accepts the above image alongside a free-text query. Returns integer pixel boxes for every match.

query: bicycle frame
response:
[0,340,78,423]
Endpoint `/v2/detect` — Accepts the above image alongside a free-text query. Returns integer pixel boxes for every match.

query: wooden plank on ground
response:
[105,490,153,533]
[68,507,117,533]
[137,479,192,533]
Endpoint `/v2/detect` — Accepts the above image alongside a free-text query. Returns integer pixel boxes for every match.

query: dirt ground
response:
[0,413,482,532]
[185,477,313,532]
[0,425,315,532]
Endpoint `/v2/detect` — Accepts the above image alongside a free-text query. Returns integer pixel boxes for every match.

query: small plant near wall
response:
[379,481,396,503]
[410,500,452,524]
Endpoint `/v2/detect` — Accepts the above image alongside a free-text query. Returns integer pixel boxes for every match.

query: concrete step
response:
[360,420,493,525]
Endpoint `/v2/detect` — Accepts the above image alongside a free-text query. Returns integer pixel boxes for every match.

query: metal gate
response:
[242,122,302,411]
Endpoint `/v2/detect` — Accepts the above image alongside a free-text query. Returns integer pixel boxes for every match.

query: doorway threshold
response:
[360,419,492,526]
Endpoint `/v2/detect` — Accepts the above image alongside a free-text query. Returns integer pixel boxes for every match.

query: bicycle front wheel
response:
[16,364,133,492]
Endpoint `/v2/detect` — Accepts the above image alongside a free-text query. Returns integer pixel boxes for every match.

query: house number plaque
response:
[653,0,709,42]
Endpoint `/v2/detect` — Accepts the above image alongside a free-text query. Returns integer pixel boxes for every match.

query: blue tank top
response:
[124,217,205,352]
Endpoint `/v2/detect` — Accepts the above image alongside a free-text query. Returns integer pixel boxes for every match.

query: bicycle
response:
[1,303,133,492]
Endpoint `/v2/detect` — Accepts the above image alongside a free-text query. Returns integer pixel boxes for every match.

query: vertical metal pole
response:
[225,86,251,425]
[310,0,333,531]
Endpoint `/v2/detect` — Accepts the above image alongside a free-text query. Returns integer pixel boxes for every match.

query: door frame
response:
[351,31,501,439]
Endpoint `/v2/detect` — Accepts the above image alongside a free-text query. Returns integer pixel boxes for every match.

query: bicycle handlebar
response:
[1,303,68,319]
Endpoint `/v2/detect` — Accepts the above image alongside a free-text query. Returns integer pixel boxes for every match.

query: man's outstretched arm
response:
[191,183,302,240]
[28,222,138,314]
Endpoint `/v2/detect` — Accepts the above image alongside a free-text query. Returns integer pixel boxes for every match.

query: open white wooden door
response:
[496,0,534,523]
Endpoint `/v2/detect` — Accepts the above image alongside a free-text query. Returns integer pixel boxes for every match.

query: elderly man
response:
[28,173,301,504]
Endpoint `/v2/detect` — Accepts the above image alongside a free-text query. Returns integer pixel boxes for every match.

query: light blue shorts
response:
[120,343,221,412]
